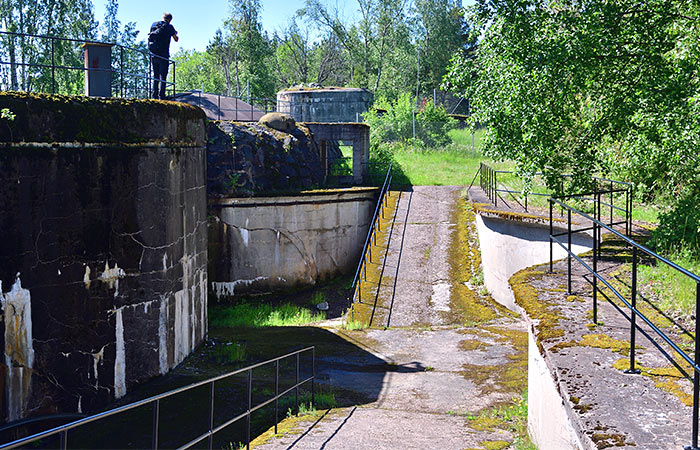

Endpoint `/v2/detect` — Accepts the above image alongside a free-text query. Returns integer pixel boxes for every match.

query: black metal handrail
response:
[171,90,280,121]
[0,30,175,98]
[548,195,700,449]
[0,347,315,450]
[349,163,393,321]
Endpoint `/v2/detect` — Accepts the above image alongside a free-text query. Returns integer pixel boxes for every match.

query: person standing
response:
[148,12,179,99]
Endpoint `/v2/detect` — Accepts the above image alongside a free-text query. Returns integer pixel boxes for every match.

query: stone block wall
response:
[0,93,208,422]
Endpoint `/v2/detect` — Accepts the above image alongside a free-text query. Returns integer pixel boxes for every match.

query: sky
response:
[93,0,360,53]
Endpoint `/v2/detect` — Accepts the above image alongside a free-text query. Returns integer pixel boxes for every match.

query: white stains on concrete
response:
[173,290,191,365]
[114,308,126,399]
[211,277,268,298]
[92,346,105,385]
[83,265,91,288]
[240,218,250,247]
[100,261,126,291]
[1,276,34,421]
[430,282,452,312]
[162,252,168,271]
[158,296,168,374]
[77,396,82,414]
[275,230,280,269]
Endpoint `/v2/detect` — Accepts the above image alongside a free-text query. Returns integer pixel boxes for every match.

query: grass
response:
[209,342,247,364]
[448,127,485,149]
[391,147,482,186]
[467,390,536,450]
[638,248,700,320]
[210,302,326,328]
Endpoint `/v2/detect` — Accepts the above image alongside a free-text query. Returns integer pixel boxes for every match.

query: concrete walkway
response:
[254,186,530,450]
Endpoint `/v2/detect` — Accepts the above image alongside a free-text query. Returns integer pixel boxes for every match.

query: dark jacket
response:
[149,21,177,58]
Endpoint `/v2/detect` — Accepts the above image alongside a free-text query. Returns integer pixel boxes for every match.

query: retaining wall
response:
[0,93,208,422]
[209,188,378,298]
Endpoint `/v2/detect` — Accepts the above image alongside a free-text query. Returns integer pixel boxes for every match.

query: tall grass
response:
[448,127,485,149]
[391,148,482,186]
[210,303,326,328]
[638,248,700,320]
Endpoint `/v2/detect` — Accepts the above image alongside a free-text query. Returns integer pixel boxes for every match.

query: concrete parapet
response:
[208,187,378,298]
[0,93,208,422]
[277,87,373,124]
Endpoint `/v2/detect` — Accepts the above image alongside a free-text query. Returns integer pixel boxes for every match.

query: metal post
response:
[172,61,176,97]
[625,187,630,236]
[218,94,221,121]
[311,348,316,407]
[610,181,613,226]
[246,369,252,450]
[369,241,373,264]
[593,219,598,325]
[295,353,300,414]
[597,192,602,259]
[549,199,553,273]
[567,208,572,294]
[625,247,641,374]
[494,170,498,207]
[275,359,279,435]
[51,38,55,94]
[60,430,67,450]
[690,282,700,449]
[208,381,215,450]
[152,399,160,450]
[120,47,124,97]
[629,186,634,238]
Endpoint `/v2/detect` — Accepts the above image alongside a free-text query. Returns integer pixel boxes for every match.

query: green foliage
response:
[1,108,15,122]
[172,49,227,93]
[363,93,456,149]
[209,342,247,364]
[442,0,700,250]
[209,302,326,328]
[638,247,700,320]
[650,188,700,255]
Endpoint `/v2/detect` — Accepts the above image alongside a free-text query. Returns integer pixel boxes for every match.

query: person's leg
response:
[151,58,161,99]
[159,61,170,99]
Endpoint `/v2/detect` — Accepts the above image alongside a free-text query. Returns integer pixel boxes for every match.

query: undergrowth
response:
[638,248,700,320]
[210,302,326,328]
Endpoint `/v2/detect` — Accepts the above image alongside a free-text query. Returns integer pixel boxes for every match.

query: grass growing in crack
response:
[467,390,535,450]
[283,387,337,418]
[210,302,326,328]
[342,317,367,330]
[209,342,247,364]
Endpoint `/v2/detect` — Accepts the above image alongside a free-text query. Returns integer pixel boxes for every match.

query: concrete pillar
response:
[82,43,113,97]
[353,130,370,184]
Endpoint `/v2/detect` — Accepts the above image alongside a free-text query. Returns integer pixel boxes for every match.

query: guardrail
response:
[0,31,175,98]
[549,196,700,449]
[349,163,393,323]
[0,347,315,450]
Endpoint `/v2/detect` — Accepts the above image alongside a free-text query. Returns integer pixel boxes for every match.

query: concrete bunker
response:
[276,87,373,124]
[0,92,208,421]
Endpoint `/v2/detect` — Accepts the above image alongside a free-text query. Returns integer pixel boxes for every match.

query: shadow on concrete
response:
[2,325,413,449]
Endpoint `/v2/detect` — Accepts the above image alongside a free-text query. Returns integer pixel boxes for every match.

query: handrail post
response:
[690,282,700,450]
[208,381,215,450]
[597,191,602,259]
[152,399,160,450]
[494,170,498,207]
[51,37,55,94]
[567,208,572,294]
[625,246,641,374]
[246,369,252,450]
[59,430,67,450]
[295,353,300,414]
[549,199,553,273]
[275,359,279,435]
[609,181,613,226]
[625,187,630,236]
[120,46,124,97]
[593,218,598,325]
[311,347,316,407]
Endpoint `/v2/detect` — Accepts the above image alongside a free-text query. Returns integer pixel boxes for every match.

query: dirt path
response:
[253,187,531,450]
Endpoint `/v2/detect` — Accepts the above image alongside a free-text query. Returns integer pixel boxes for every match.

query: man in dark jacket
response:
[149,12,179,99]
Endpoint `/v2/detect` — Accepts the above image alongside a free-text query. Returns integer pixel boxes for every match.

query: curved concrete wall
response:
[475,216,592,310]
[0,93,208,422]
[277,88,373,123]
[209,188,378,298]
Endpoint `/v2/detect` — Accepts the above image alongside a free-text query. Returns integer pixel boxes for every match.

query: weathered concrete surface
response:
[0,93,208,422]
[512,236,691,449]
[208,188,377,297]
[304,123,370,185]
[254,186,530,450]
[277,87,373,123]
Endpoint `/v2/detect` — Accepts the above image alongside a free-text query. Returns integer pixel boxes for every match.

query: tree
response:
[444,0,700,250]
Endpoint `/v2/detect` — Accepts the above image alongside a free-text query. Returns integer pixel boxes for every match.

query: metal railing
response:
[0,31,175,98]
[0,347,315,450]
[171,90,279,121]
[549,195,700,449]
[478,163,633,222]
[349,163,393,322]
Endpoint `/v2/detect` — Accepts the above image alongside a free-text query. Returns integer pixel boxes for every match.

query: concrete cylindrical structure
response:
[277,87,373,123]
[0,92,208,422]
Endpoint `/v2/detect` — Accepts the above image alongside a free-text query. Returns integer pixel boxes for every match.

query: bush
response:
[363,93,456,150]
[650,187,700,255]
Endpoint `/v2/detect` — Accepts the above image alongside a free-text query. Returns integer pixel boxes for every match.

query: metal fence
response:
[349,163,393,324]
[0,347,315,450]
[549,194,700,449]
[0,31,175,98]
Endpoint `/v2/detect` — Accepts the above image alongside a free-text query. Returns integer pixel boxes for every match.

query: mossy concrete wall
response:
[209,188,378,298]
[0,93,208,422]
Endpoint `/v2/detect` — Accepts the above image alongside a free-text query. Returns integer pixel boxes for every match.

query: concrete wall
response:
[277,88,373,123]
[475,216,592,310]
[209,188,378,298]
[0,93,208,422]
[305,123,370,185]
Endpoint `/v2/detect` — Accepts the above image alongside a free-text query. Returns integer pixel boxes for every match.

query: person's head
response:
[163,12,173,23]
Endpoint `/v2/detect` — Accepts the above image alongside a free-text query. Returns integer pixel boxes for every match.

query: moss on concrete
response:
[510,265,565,345]
[612,358,692,406]
[481,440,511,450]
